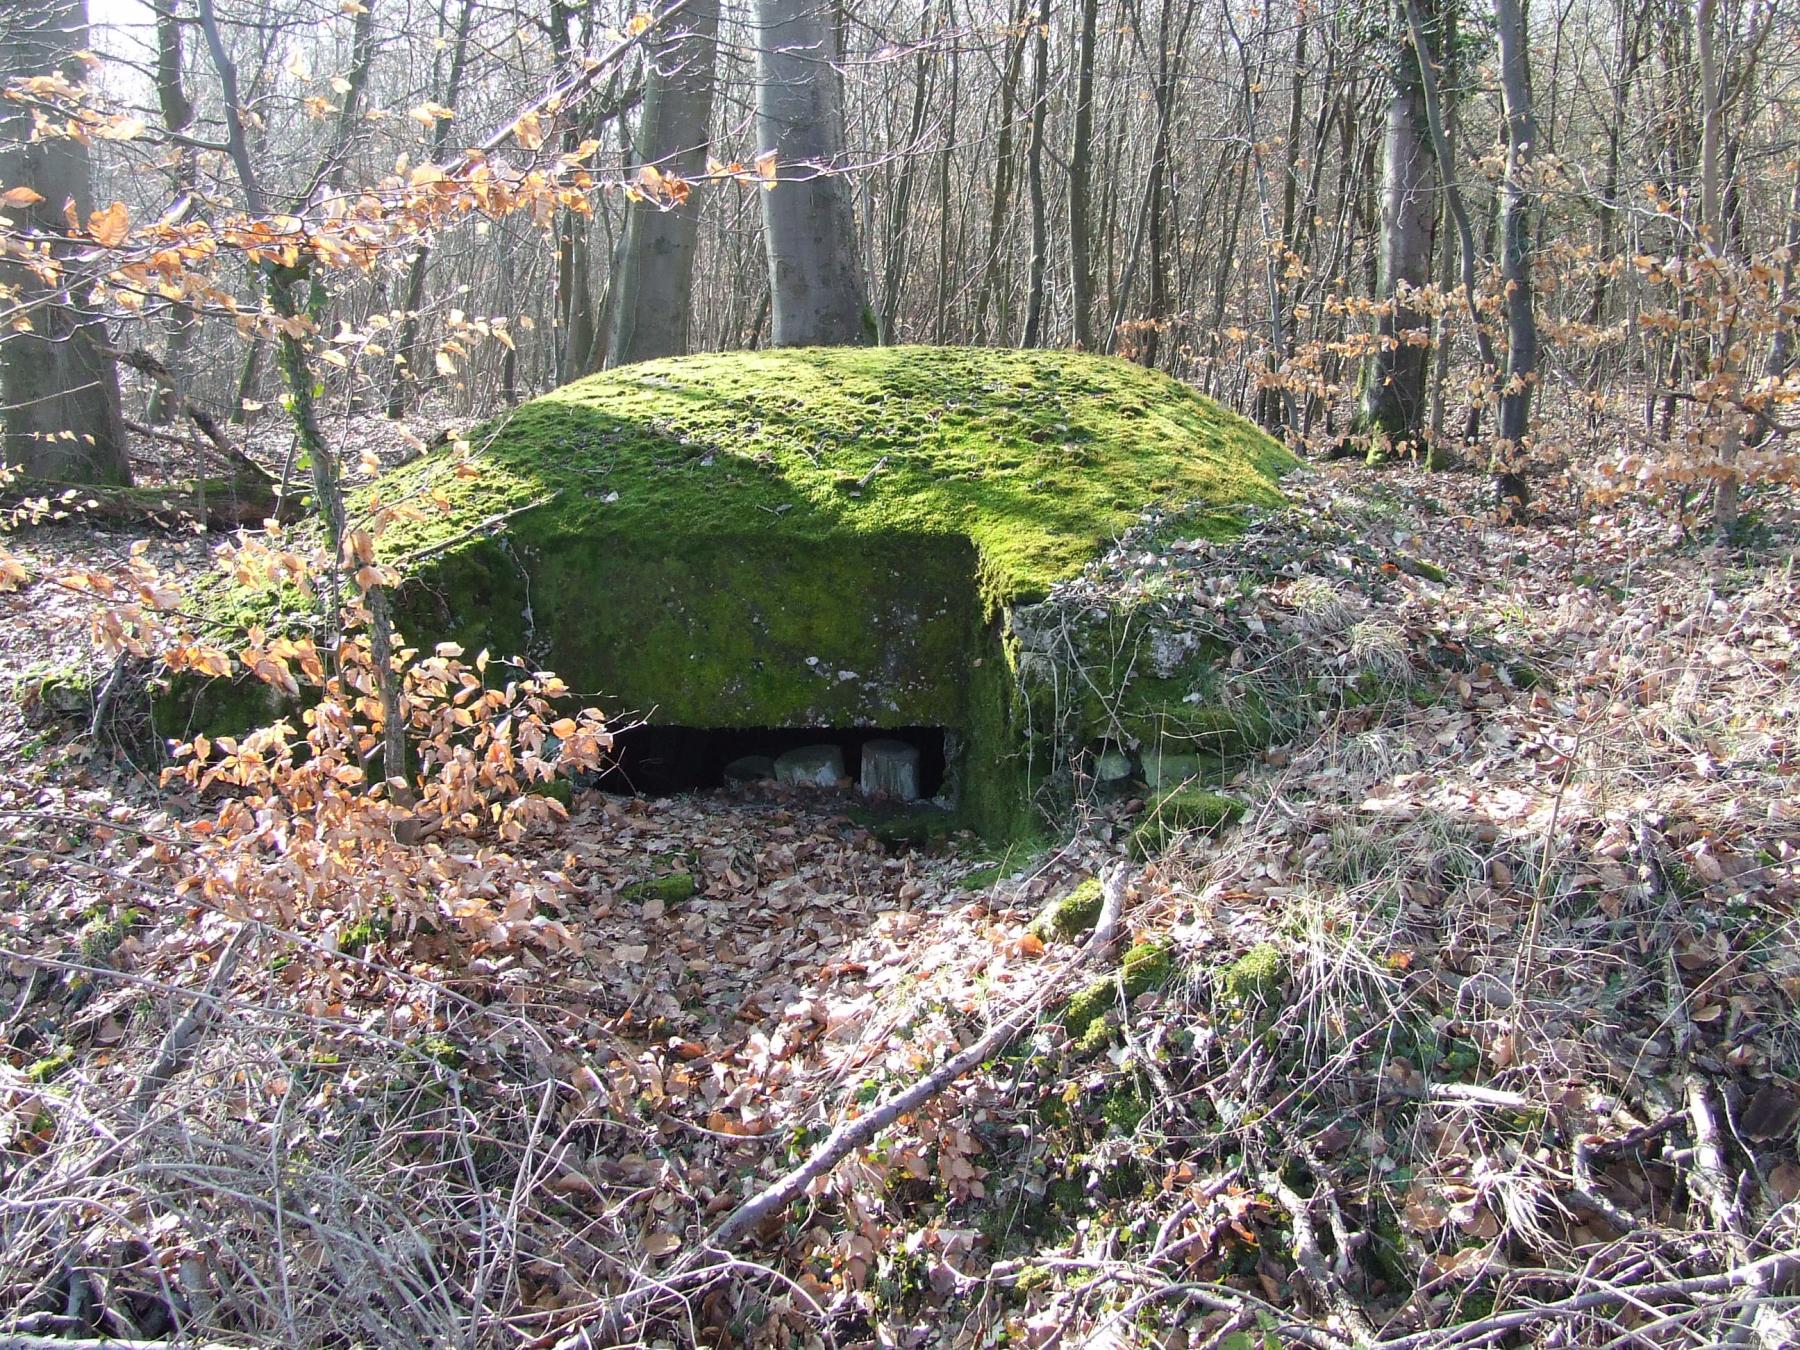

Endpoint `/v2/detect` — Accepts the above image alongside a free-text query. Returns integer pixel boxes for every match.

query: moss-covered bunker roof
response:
[375,346,1292,606]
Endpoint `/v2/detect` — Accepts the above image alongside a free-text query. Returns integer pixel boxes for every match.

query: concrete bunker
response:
[184,346,1293,837]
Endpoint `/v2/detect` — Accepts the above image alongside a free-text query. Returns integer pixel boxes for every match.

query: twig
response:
[1373,1251,1800,1350]
[1427,1082,1534,1111]
[1685,1074,1789,1349]
[1570,1136,1640,1233]
[552,864,1131,1348]
[129,924,254,1117]
[0,1337,250,1350]
[390,492,559,567]
[1264,1171,1377,1342]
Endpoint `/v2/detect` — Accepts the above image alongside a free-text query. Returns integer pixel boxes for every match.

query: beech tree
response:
[607,0,720,367]
[1357,0,1440,448]
[0,0,130,485]
[753,0,870,346]
[1492,0,1537,509]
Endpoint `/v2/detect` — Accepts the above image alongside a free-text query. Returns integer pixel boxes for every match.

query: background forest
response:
[2,0,1795,513]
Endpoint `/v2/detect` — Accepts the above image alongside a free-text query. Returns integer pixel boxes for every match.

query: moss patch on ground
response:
[184,346,1290,837]
[1064,937,1176,1046]
[620,873,697,907]
[1217,942,1285,1006]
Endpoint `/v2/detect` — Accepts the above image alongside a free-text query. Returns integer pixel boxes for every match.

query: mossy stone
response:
[1032,877,1104,940]
[1217,942,1285,1005]
[1129,786,1246,857]
[179,347,1291,837]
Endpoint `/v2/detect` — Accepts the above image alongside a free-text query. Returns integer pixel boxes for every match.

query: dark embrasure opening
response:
[594,724,949,798]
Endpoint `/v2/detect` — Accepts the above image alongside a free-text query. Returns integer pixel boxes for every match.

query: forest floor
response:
[0,452,1797,1349]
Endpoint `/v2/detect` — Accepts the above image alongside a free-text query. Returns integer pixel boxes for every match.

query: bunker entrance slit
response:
[596,724,949,798]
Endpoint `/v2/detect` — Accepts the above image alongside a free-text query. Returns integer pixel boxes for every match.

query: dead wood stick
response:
[99,345,273,488]
[1570,1136,1640,1234]
[1685,1074,1789,1350]
[1373,1250,1800,1350]
[129,924,254,1116]
[1265,1171,1377,1342]
[553,865,1130,1349]
[709,864,1123,1252]
[1427,1082,1534,1111]
[389,491,558,567]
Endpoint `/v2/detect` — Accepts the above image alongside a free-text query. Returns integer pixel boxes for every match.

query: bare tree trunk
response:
[1492,0,1537,512]
[1019,0,1050,347]
[0,0,132,484]
[754,0,870,346]
[877,6,933,345]
[148,0,197,426]
[1067,0,1099,349]
[608,0,720,365]
[1696,0,1746,538]
[1403,0,1511,507]
[972,0,1029,344]
[1357,0,1437,447]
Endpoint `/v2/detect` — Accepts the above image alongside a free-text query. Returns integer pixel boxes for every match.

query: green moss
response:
[1063,938,1176,1041]
[621,872,697,906]
[1217,942,1285,1005]
[78,908,142,962]
[180,347,1290,837]
[1397,553,1447,583]
[15,664,92,722]
[381,346,1287,615]
[1121,938,1174,994]
[340,910,392,953]
[1033,878,1103,940]
[26,1048,73,1083]
[1064,979,1115,1043]
[1101,1080,1151,1134]
[1129,786,1246,857]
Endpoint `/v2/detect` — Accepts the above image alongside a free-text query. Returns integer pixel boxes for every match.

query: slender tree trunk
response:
[973,0,1029,344]
[1696,0,1742,537]
[608,0,720,365]
[0,0,132,484]
[1402,0,1514,509]
[387,0,474,414]
[148,0,198,426]
[754,0,870,346]
[1019,0,1050,347]
[1067,0,1099,349]
[1492,0,1537,513]
[1357,0,1437,446]
[877,6,933,345]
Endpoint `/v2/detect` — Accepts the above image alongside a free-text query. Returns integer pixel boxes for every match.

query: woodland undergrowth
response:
[0,453,1796,1349]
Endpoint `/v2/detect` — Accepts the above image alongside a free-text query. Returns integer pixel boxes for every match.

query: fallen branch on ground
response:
[551,863,1131,1349]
